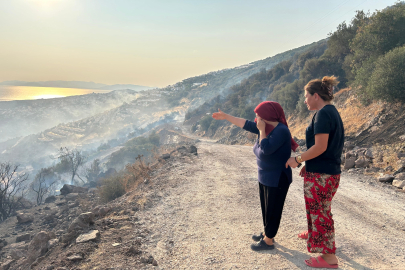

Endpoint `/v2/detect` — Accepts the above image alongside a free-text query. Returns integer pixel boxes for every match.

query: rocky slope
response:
[195,88,405,193]
[1,140,404,269]
[0,90,143,142]
[0,143,199,270]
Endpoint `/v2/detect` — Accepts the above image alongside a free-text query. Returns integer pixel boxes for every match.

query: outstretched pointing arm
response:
[212,109,246,128]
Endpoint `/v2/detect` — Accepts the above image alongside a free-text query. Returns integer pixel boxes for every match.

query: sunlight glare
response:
[33,94,65,99]
[29,0,64,9]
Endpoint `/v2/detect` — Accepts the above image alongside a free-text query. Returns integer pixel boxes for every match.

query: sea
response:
[0,85,112,101]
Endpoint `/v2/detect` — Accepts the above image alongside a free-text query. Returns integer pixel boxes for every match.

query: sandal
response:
[305,256,338,269]
[298,231,308,239]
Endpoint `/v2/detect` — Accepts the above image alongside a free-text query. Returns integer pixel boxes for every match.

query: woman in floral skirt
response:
[286,76,344,269]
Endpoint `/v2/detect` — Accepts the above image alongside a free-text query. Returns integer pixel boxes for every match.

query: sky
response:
[0,0,399,88]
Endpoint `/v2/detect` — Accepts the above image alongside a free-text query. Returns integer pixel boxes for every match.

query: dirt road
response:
[140,140,405,269]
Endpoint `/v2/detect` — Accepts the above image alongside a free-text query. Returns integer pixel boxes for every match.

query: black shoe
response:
[250,239,275,251]
[252,233,275,243]
[252,232,264,241]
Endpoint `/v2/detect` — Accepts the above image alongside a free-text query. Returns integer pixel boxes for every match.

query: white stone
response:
[392,180,405,188]
[75,230,100,243]
[395,172,405,180]
[48,238,59,249]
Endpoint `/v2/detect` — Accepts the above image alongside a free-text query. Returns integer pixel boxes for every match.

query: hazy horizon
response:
[0,0,398,87]
[0,79,155,89]
[0,85,112,101]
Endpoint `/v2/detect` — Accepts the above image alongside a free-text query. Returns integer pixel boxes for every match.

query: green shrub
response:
[239,105,256,120]
[199,115,213,131]
[367,46,405,102]
[208,118,222,133]
[148,132,160,146]
[297,94,310,118]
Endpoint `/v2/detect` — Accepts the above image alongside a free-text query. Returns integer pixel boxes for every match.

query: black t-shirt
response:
[305,104,344,175]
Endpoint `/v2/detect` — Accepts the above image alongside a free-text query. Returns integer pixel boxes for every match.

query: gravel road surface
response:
[140,140,405,269]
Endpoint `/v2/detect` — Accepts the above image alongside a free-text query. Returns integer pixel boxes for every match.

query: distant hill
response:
[0,80,154,91]
[160,39,327,110]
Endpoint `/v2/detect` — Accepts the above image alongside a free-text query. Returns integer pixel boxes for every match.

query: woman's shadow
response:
[269,243,374,270]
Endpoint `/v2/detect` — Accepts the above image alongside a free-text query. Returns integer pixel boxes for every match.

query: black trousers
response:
[259,172,290,239]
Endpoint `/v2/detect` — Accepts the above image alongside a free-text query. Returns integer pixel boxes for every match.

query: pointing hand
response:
[212,109,226,120]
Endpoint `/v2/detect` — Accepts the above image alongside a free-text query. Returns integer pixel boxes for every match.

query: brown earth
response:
[2,89,405,269]
[11,138,403,270]
[288,88,405,149]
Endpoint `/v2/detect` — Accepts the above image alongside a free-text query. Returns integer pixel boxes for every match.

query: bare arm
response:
[286,133,329,168]
[301,133,328,161]
[212,109,246,128]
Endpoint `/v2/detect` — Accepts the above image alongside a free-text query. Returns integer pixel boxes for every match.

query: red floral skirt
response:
[302,171,340,254]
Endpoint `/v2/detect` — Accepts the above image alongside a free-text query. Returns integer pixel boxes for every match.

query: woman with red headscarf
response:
[212,101,298,251]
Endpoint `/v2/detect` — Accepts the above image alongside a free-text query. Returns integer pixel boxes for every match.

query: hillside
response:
[0,90,141,142]
[1,2,405,269]
[0,39,324,180]
[1,140,404,269]
[161,40,326,110]
[186,2,405,150]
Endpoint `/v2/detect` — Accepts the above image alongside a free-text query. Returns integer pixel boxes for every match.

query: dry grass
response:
[288,88,385,139]
[98,156,153,203]
[372,142,405,173]
[338,97,384,136]
[288,114,311,140]
[98,175,127,203]
[123,156,151,192]
[136,196,148,210]
[99,145,176,203]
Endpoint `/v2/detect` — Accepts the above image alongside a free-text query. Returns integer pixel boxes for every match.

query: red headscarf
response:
[254,101,299,152]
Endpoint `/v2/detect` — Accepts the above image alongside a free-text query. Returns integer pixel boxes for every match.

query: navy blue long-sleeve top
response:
[243,120,292,187]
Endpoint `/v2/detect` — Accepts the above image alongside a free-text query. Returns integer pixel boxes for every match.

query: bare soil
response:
[134,140,405,269]
[12,138,405,270]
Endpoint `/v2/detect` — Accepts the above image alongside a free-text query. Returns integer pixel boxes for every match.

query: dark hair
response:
[304,76,339,101]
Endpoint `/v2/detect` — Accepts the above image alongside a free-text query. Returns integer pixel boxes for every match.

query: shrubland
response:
[189,2,405,135]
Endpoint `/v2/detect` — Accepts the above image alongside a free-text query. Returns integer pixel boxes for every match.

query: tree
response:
[325,10,369,63]
[0,163,29,222]
[57,147,87,185]
[84,159,101,183]
[297,94,310,118]
[367,46,405,102]
[31,168,57,205]
[350,3,405,89]
[148,131,160,146]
